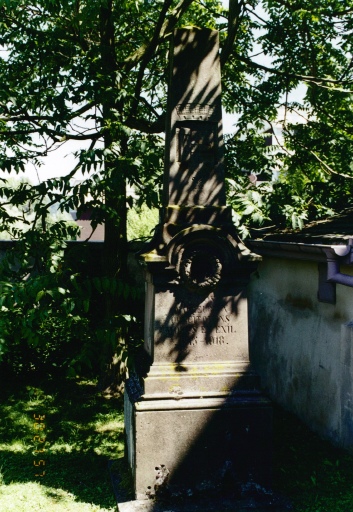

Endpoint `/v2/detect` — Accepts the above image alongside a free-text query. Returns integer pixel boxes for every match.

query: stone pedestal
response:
[131,394,272,500]
[125,229,272,500]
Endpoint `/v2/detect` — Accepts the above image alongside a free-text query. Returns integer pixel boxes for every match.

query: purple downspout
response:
[327,258,353,287]
[325,240,353,287]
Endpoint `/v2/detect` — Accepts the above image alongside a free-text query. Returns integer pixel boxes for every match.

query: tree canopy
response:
[0,0,353,375]
[0,0,352,239]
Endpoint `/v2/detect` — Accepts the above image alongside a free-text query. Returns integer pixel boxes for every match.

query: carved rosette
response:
[167,225,239,293]
[180,249,222,292]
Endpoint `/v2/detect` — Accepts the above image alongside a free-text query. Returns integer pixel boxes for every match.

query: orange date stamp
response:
[33,413,46,477]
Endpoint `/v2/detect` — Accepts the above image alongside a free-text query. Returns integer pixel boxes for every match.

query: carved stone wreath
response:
[180,249,222,291]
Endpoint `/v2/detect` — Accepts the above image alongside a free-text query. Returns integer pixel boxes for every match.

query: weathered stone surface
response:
[133,398,272,500]
[118,495,288,512]
[123,27,273,504]
[164,28,225,207]
[162,205,232,226]
[151,286,249,365]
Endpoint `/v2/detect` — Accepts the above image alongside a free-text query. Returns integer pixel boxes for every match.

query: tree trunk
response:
[98,1,130,389]
[100,0,128,287]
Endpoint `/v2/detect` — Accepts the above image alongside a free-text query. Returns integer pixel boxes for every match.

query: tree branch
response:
[235,53,353,85]
[58,131,102,141]
[0,101,96,124]
[125,113,165,134]
[308,148,353,179]
[130,0,173,118]
[221,0,246,67]
[123,0,195,71]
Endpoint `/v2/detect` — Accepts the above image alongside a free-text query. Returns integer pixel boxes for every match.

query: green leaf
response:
[83,299,90,313]
[36,290,45,302]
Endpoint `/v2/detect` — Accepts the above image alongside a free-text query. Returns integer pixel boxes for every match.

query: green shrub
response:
[127,204,159,241]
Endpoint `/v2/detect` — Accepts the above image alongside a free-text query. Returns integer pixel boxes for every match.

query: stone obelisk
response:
[123,28,272,508]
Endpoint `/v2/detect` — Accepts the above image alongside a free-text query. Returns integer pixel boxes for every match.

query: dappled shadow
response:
[153,283,248,366]
[163,28,226,208]
[0,379,123,509]
[132,272,273,500]
[0,450,116,509]
[121,27,277,510]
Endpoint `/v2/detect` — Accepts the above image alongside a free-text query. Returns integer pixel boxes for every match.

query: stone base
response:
[117,496,291,512]
[126,392,272,501]
[111,458,291,512]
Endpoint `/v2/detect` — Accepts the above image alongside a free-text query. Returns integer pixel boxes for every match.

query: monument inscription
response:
[152,289,249,363]
[177,125,216,163]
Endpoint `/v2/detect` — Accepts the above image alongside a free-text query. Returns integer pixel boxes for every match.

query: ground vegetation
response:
[0,377,353,512]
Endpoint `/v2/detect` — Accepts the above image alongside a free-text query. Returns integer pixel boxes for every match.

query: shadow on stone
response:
[110,457,292,512]
[114,27,291,512]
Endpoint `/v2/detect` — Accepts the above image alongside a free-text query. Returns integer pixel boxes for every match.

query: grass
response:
[0,375,353,511]
[0,377,123,511]
[273,405,353,511]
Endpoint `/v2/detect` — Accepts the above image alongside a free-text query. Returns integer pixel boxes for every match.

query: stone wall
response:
[248,256,353,450]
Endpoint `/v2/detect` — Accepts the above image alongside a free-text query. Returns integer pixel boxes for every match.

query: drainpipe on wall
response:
[324,239,353,287]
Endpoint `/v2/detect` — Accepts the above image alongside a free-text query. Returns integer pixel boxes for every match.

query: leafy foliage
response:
[0,379,121,511]
[222,0,353,233]
[0,0,352,231]
[127,204,159,241]
[0,233,143,378]
[0,0,352,370]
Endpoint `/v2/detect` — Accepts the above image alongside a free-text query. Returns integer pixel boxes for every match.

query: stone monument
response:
[122,28,273,510]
